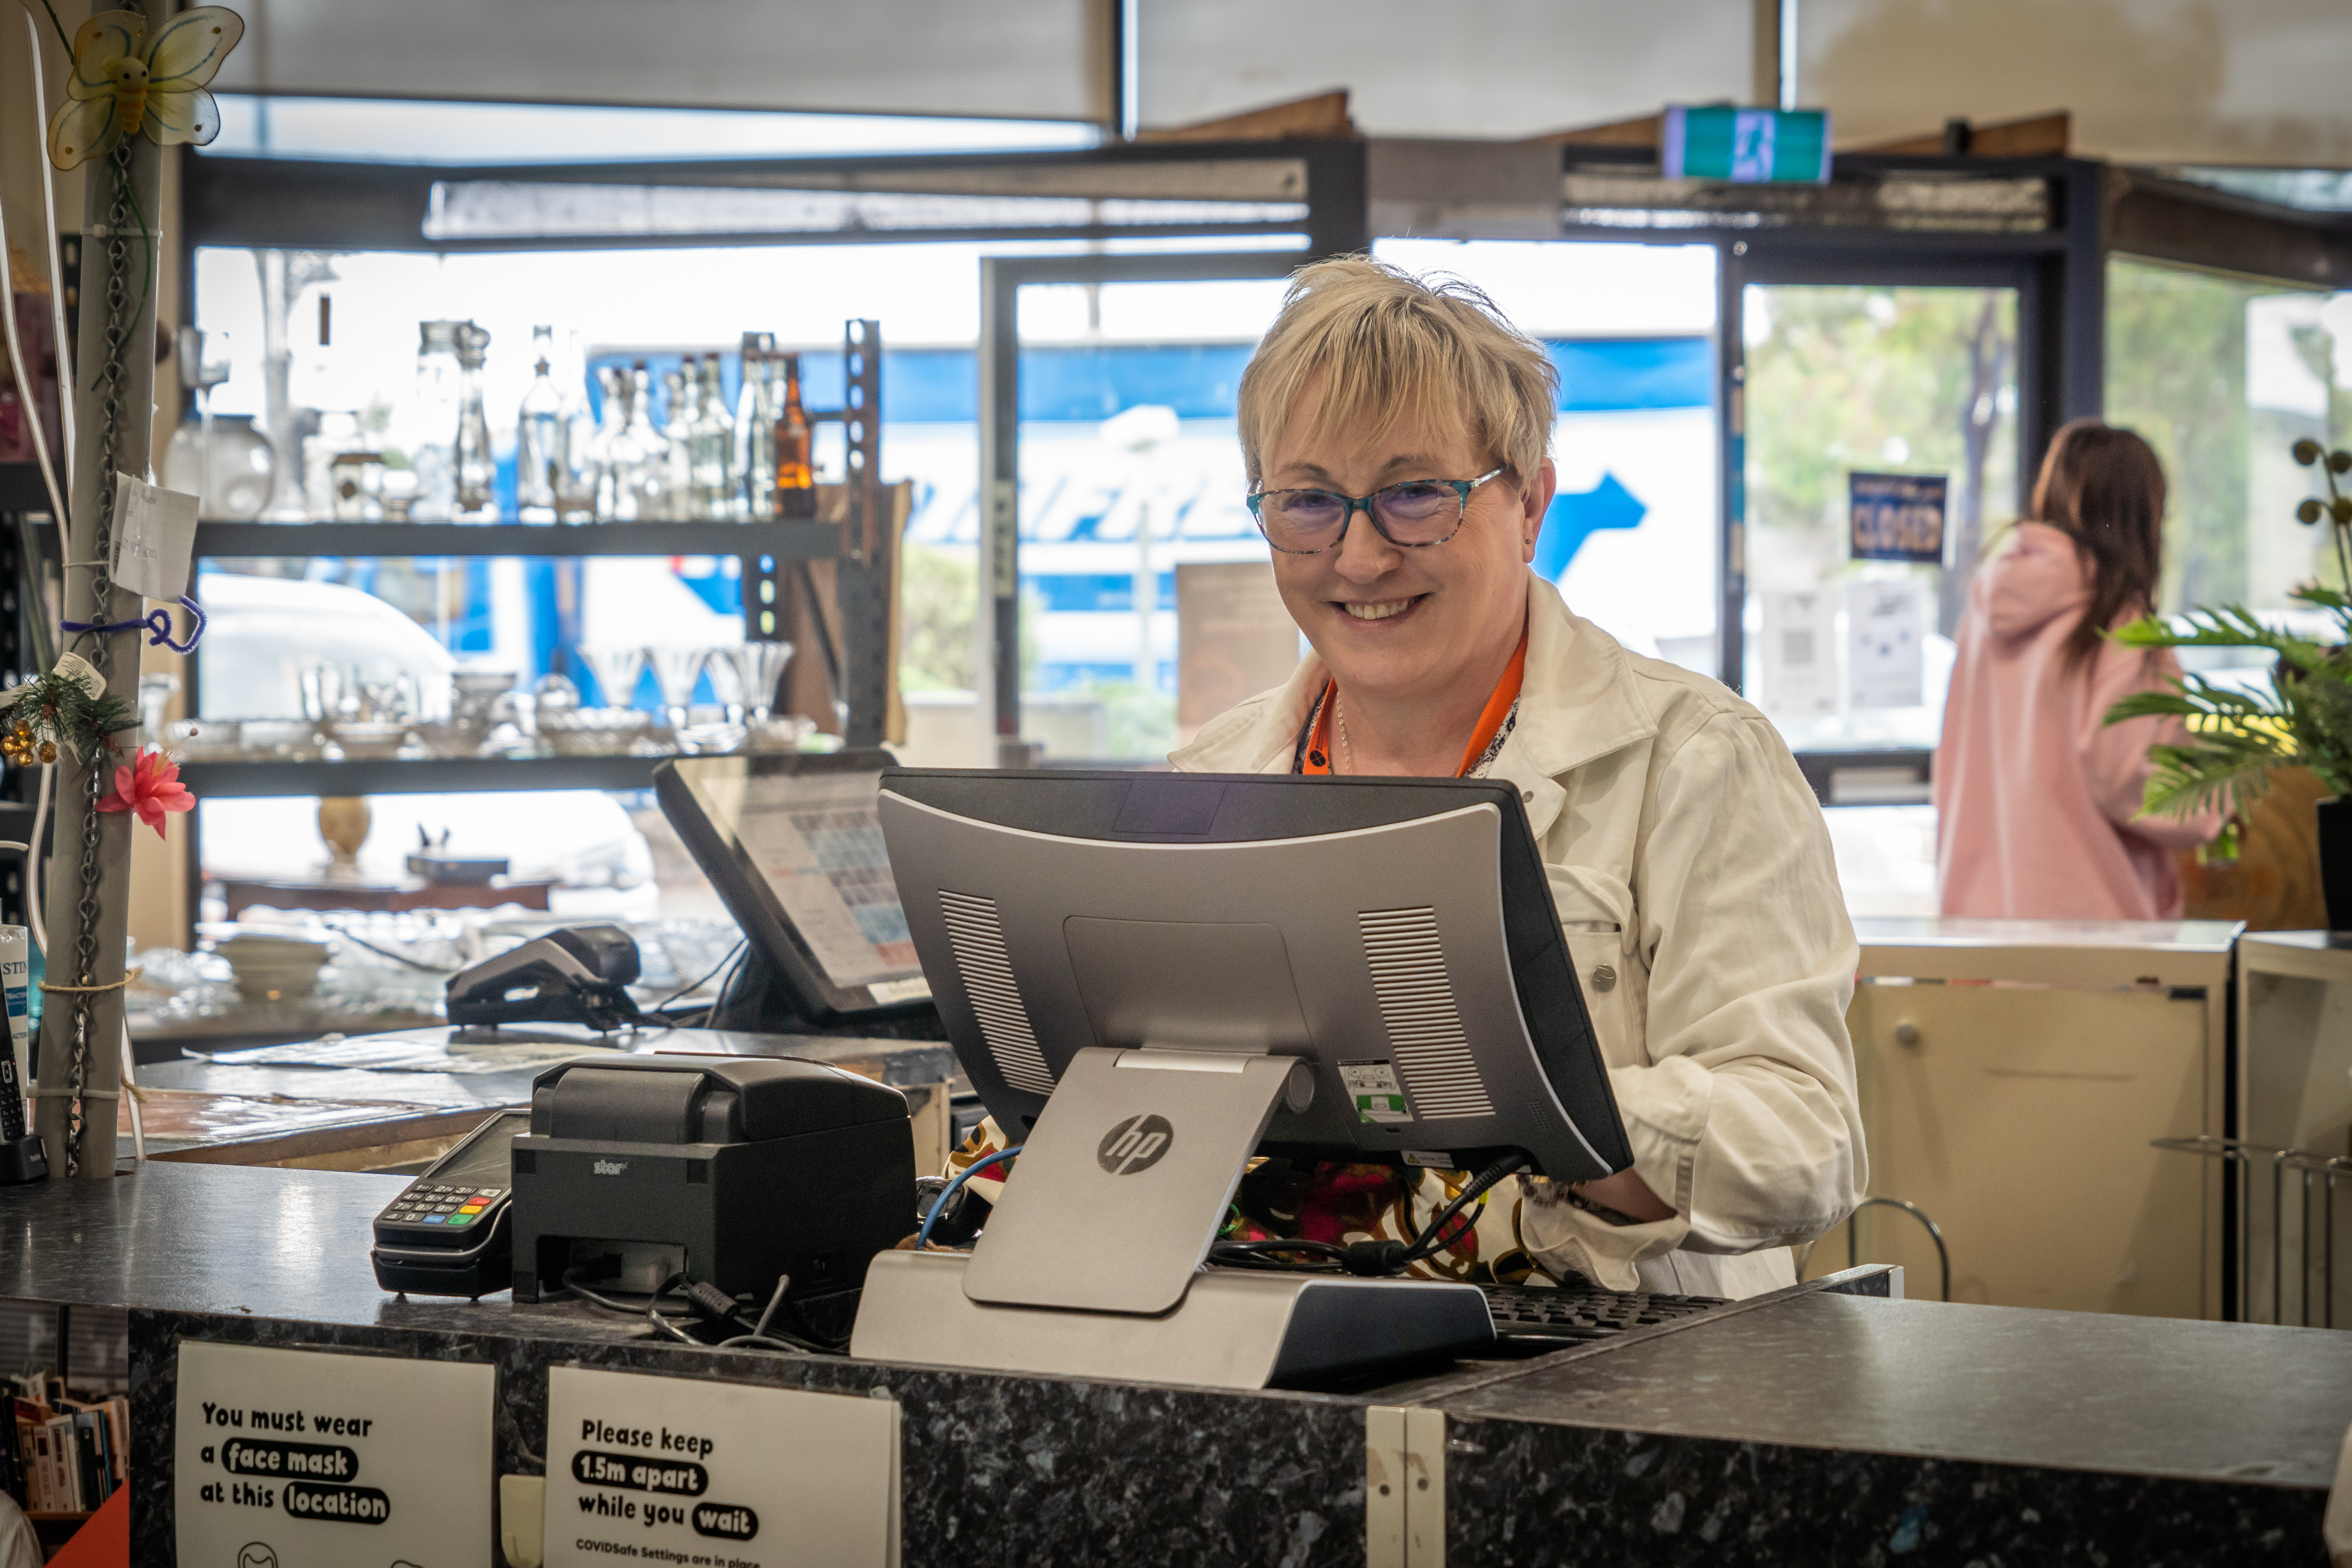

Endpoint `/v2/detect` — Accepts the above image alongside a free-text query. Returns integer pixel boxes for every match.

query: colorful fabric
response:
[944,1117,1554,1285]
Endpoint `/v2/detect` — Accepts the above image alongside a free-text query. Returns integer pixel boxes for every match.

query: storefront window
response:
[2107,256,2352,620]
[1374,239,1721,675]
[1742,283,2020,753]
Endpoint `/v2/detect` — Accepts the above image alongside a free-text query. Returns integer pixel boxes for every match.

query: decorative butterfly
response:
[46,7,245,172]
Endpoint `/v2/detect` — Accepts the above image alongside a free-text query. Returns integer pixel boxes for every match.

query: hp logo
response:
[1097,1114,1174,1176]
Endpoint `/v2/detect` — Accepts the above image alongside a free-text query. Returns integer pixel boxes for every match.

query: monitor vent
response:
[938,890,1054,1096]
[1359,907,1494,1120]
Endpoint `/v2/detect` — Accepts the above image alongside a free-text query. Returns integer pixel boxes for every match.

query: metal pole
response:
[29,2,160,1179]
[1111,0,1140,141]
[1778,0,1800,110]
[976,260,1020,763]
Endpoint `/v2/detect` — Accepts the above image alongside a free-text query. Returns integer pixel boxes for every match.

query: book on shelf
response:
[70,1410,103,1510]
[58,1392,126,1504]
[33,1415,76,1512]
[0,1389,129,1511]
[9,1399,49,1510]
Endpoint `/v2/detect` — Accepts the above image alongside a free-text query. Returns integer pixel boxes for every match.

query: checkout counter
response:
[4,759,2346,1564]
[0,1166,2337,1564]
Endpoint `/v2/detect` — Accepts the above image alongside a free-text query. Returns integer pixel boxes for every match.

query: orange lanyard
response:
[1297,627,1528,777]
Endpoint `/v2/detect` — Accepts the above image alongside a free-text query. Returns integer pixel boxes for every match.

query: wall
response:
[1802,0,2352,166]
[210,0,1107,121]
[1136,0,1760,138]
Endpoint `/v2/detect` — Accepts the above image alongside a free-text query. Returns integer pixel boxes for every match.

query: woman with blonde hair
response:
[1171,257,1864,1300]
[1936,419,2226,918]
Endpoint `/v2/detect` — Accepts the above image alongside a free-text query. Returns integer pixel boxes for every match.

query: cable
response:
[663,943,748,1027]
[328,926,461,973]
[1205,1160,1528,1279]
[561,1268,693,1319]
[562,1266,843,1354]
[24,764,50,956]
[642,1271,699,1344]
[1210,1238,1348,1267]
[1399,1154,1528,1265]
[642,939,746,1021]
[749,1274,789,1340]
[914,1142,1023,1251]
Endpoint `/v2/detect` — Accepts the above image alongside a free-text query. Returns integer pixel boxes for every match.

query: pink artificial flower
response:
[95,748,195,838]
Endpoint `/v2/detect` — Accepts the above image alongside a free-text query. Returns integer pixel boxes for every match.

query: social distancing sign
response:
[545,1366,900,1568]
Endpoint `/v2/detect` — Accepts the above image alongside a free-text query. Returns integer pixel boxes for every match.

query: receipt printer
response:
[508,1055,915,1306]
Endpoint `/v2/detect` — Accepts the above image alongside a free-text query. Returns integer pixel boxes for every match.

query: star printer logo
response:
[1096,1115,1173,1176]
[592,1159,628,1176]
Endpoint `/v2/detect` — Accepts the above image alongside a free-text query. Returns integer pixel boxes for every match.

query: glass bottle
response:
[451,321,496,520]
[555,332,600,522]
[774,351,817,520]
[661,362,696,522]
[592,365,634,521]
[628,360,672,522]
[392,320,462,521]
[691,353,735,521]
[516,324,562,523]
[737,332,777,523]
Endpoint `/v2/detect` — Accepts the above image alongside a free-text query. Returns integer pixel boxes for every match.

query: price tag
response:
[546,1365,900,1568]
[174,1341,495,1566]
[110,471,199,601]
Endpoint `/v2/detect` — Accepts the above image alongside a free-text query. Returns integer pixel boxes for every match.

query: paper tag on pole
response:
[111,471,198,601]
[51,651,104,700]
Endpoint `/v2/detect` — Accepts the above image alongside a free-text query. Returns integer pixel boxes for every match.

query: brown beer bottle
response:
[773,352,817,519]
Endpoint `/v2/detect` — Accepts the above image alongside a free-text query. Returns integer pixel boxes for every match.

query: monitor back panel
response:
[878,771,1628,1181]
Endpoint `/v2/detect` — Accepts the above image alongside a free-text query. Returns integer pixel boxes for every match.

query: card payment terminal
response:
[370,1110,529,1298]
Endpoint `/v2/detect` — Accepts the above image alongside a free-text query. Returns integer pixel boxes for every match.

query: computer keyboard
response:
[1479,1281,1728,1341]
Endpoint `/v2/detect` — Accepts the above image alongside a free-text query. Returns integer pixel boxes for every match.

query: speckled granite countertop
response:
[5,1161,2337,1565]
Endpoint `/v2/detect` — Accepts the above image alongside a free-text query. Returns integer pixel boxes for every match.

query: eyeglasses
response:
[1245,470,1505,555]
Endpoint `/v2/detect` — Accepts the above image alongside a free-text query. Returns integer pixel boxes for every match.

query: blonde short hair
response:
[1237,256,1558,490]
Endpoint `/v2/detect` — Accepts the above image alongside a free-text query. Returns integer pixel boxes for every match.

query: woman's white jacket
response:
[1168,573,1866,1299]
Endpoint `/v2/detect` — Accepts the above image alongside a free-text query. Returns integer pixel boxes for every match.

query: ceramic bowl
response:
[325,720,408,759]
[213,933,331,1002]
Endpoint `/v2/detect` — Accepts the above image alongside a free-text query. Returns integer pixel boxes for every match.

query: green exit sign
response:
[1663,106,1832,184]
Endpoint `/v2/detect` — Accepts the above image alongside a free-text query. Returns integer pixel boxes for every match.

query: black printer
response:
[509,1054,915,1307]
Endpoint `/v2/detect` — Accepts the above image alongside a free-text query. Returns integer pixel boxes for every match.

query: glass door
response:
[1007,274,1295,762]
[978,252,1303,766]
[1739,282,2022,759]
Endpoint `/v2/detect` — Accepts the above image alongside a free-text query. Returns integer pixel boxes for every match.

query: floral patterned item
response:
[95,747,193,838]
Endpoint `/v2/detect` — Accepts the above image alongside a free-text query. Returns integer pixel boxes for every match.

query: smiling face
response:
[1263,386,1552,711]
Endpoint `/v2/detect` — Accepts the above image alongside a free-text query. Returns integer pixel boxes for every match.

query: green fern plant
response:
[2102,439,2352,858]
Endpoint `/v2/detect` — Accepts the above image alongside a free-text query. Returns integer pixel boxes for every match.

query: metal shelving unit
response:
[149,325,894,937]
[196,519,840,560]
[178,752,682,798]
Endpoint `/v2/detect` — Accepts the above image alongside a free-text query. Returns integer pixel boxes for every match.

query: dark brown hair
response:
[2031,419,2167,668]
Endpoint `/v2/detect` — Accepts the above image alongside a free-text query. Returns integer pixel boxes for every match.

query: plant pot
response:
[2319,797,2352,931]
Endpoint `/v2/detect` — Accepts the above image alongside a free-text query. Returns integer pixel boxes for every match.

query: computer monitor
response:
[877,767,1631,1184]
[655,751,936,1029]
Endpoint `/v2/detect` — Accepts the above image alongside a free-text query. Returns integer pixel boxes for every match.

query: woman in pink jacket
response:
[1936,420,2226,919]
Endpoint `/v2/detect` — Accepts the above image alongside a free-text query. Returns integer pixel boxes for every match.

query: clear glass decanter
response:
[515,323,562,523]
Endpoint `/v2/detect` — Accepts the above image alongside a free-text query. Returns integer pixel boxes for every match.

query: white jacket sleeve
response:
[1524,712,1865,1287]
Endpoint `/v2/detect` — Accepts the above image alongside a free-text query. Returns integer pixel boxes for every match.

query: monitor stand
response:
[851,1045,1496,1390]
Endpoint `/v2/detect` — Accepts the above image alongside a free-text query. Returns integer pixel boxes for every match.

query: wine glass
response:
[577,644,648,713]
[646,644,709,731]
[716,641,795,725]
